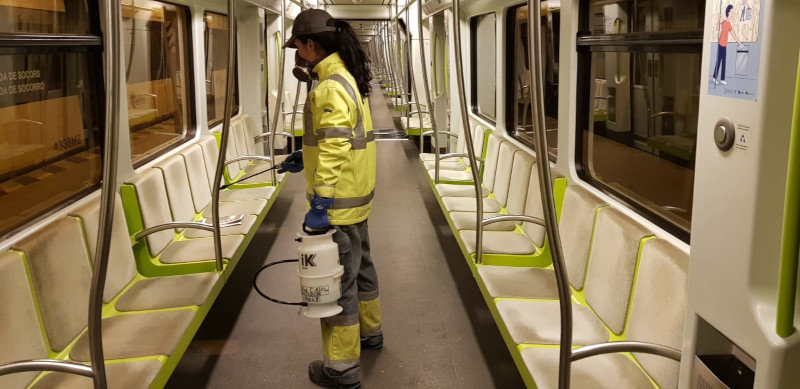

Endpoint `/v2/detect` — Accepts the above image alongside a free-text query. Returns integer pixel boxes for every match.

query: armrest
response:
[570,341,681,363]
[422,131,458,138]
[481,214,545,228]
[254,132,292,143]
[409,110,430,116]
[225,155,273,166]
[438,152,485,163]
[134,216,245,241]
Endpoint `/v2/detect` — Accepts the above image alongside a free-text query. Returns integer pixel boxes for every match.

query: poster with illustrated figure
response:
[708,0,763,100]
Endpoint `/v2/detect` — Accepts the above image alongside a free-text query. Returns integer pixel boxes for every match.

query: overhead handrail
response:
[87,0,124,385]
[268,0,288,185]
[405,6,424,151]
[777,51,800,338]
[450,0,483,265]
[525,0,572,386]
[211,0,238,272]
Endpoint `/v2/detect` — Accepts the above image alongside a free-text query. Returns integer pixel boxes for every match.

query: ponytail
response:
[298,20,374,97]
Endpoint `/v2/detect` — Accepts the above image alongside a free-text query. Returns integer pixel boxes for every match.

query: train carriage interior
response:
[0,0,799,388]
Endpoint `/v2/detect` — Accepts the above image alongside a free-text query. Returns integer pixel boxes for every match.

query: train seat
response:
[182,143,276,205]
[435,132,502,195]
[31,360,162,389]
[495,208,653,346]
[400,116,432,132]
[196,136,277,201]
[422,123,489,173]
[521,238,688,389]
[477,185,606,298]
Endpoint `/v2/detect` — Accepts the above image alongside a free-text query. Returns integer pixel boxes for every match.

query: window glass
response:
[470,13,496,121]
[123,0,193,165]
[0,52,102,238]
[0,0,92,35]
[204,11,238,129]
[507,3,560,160]
[587,0,704,35]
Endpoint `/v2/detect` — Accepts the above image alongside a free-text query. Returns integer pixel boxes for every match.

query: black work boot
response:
[360,333,383,350]
[308,361,361,389]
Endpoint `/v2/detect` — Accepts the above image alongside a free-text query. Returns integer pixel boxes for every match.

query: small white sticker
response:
[734,123,751,152]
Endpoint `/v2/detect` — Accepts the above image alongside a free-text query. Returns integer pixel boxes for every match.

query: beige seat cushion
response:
[159,235,243,264]
[435,183,489,197]
[201,199,266,218]
[126,169,176,256]
[198,135,221,191]
[450,211,516,231]
[181,145,213,213]
[116,272,221,311]
[477,266,557,299]
[219,186,276,202]
[156,155,196,224]
[32,359,162,389]
[401,116,432,129]
[496,299,609,345]
[557,186,607,290]
[427,169,474,182]
[183,214,258,238]
[442,197,502,213]
[460,231,537,255]
[12,218,91,352]
[522,346,652,389]
[423,160,468,171]
[0,252,50,389]
[70,309,196,361]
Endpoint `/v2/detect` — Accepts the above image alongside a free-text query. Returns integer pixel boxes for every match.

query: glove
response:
[278,150,304,174]
[303,194,334,233]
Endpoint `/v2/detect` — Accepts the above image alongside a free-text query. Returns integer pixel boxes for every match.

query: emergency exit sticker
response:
[735,123,751,152]
[708,0,763,101]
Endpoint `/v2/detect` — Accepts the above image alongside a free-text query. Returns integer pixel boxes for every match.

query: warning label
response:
[302,285,330,303]
[734,123,751,152]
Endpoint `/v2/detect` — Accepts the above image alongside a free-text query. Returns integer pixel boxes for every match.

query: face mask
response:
[293,51,318,83]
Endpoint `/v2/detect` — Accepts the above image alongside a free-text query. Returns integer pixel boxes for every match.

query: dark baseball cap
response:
[283,9,338,49]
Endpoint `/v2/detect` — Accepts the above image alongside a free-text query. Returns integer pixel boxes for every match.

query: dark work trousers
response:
[319,220,381,374]
[713,45,727,81]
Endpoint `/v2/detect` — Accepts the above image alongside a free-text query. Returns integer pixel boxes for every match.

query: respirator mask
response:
[293,52,318,83]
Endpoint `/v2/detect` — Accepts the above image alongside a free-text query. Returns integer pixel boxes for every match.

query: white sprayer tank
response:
[296,230,344,318]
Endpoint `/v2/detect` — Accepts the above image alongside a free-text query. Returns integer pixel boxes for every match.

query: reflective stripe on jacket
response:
[302,53,377,225]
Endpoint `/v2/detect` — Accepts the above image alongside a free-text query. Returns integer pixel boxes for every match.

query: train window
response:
[0,0,92,35]
[470,13,496,122]
[204,11,239,129]
[587,0,704,35]
[123,1,194,166]
[505,3,560,160]
[577,1,704,239]
[0,4,103,238]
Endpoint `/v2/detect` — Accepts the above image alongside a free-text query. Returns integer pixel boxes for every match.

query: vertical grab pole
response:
[777,52,800,338]
[89,0,123,386]
[417,4,441,183]
[212,0,238,272]
[289,80,302,153]
[405,6,421,150]
[451,0,483,264]
[385,21,397,97]
[269,0,288,185]
[527,0,572,386]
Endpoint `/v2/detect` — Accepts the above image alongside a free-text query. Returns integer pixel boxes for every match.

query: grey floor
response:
[166,87,524,388]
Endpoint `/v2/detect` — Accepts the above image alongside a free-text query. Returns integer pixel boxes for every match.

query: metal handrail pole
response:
[289,80,302,153]
[0,360,94,378]
[404,6,422,150]
[527,0,572,387]
[87,0,123,385]
[451,0,483,264]
[212,0,238,272]
[268,0,288,185]
[391,0,417,23]
[570,342,682,363]
[387,21,399,99]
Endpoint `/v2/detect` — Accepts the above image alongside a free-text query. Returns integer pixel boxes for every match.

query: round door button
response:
[714,117,735,151]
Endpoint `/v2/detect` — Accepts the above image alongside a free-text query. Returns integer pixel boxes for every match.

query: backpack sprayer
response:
[253,228,344,318]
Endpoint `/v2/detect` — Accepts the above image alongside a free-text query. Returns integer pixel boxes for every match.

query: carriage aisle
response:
[166,85,523,388]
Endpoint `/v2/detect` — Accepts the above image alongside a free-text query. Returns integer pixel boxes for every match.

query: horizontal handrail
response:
[570,341,682,363]
[225,155,273,165]
[482,214,545,227]
[255,132,292,142]
[422,131,458,138]
[135,217,244,241]
[0,359,94,378]
[409,110,430,116]
[438,152,485,163]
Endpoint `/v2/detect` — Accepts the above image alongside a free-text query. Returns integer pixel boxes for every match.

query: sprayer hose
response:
[253,259,308,306]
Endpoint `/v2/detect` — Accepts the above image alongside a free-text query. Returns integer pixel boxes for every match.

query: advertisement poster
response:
[708,0,763,101]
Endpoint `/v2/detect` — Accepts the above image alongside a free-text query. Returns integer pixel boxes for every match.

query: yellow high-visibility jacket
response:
[302,52,377,225]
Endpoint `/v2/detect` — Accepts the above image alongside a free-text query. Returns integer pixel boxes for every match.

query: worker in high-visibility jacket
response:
[278,8,380,389]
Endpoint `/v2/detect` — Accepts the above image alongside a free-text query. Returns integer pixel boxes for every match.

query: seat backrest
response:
[230,118,250,169]
[626,239,689,389]
[156,155,197,224]
[505,151,535,217]
[491,142,519,206]
[71,195,137,303]
[224,130,241,179]
[481,133,504,191]
[240,114,256,155]
[182,144,213,213]
[583,208,652,335]
[473,123,488,159]
[198,135,220,190]
[12,217,92,352]
[0,251,50,389]
[556,185,607,290]
[125,169,175,256]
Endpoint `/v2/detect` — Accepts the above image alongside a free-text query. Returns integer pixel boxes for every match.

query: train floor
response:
[166,86,524,388]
